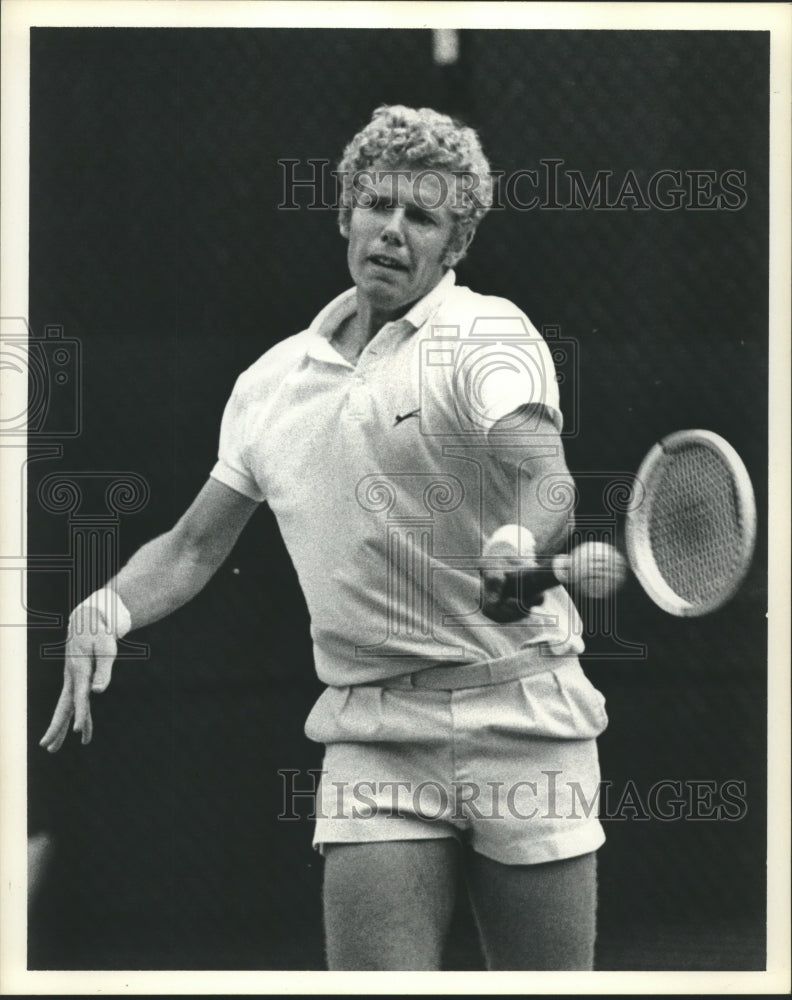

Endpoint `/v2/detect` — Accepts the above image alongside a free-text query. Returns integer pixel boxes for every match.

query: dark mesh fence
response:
[26,28,767,970]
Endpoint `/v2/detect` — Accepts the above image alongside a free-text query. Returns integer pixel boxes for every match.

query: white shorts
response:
[304,657,607,865]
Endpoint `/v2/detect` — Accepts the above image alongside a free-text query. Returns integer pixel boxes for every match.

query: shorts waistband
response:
[358,650,578,691]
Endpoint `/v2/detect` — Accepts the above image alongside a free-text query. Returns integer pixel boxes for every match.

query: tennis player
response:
[41,106,610,971]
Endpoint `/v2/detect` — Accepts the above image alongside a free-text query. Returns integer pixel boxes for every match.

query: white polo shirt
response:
[211,270,583,685]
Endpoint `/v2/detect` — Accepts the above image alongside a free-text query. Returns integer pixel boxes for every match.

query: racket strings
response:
[648,444,745,605]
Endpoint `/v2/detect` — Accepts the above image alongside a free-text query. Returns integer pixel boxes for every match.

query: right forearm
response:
[106,529,220,633]
[76,478,259,636]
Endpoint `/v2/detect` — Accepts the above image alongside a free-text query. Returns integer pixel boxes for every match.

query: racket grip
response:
[502,558,569,604]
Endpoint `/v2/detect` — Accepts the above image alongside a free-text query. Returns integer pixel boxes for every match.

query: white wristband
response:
[71,587,132,639]
[483,524,537,561]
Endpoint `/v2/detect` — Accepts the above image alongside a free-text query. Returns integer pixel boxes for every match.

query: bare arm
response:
[112,477,260,630]
[40,478,260,751]
[482,406,576,621]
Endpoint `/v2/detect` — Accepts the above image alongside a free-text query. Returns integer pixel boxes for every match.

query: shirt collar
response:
[399,268,456,331]
[305,269,456,363]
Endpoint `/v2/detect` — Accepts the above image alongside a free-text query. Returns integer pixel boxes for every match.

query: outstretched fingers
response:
[40,631,116,751]
[71,660,93,743]
[40,594,124,753]
[39,677,75,753]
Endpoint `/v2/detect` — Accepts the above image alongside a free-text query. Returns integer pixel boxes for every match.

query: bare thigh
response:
[322,838,459,971]
[466,850,598,970]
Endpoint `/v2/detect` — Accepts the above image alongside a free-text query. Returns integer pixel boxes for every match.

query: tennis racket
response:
[503,429,757,617]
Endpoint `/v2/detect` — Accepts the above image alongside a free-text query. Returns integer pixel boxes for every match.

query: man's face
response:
[342,168,469,315]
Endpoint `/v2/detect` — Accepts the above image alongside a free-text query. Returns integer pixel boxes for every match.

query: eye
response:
[370,196,396,213]
[354,193,388,211]
[407,206,435,225]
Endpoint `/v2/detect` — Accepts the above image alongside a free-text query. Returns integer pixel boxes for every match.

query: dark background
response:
[26,29,768,970]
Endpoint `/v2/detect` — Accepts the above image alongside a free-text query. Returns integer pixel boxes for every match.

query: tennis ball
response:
[572,542,628,598]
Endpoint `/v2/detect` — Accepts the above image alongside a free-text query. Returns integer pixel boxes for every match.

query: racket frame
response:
[625,429,757,616]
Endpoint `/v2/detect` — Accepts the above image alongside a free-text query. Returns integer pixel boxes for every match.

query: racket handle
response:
[501,558,568,604]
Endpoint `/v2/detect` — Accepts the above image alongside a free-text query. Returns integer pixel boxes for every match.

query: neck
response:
[337,270,450,360]
[354,293,404,342]
[332,296,408,365]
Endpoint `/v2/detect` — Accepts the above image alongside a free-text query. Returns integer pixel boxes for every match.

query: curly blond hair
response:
[336,105,493,262]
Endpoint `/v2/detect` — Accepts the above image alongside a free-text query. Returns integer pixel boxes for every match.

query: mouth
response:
[368,253,408,272]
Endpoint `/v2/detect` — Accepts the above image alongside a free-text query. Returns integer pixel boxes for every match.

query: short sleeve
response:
[210,375,266,502]
[458,309,563,432]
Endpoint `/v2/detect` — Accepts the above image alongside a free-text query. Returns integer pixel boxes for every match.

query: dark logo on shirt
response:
[393,408,421,426]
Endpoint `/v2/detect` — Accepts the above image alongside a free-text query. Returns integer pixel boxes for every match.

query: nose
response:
[380,207,405,245]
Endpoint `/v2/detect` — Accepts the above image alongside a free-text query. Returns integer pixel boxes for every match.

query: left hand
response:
[481,525,544,622]
[39,604,118,751]
[482,572,545,622]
